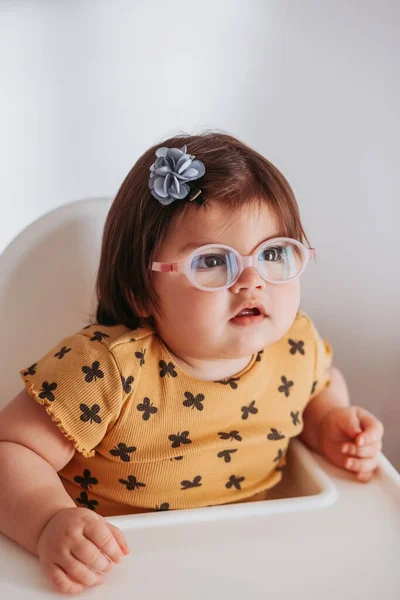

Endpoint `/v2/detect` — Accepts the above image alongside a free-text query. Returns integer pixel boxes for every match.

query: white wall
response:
[1,0,399,467]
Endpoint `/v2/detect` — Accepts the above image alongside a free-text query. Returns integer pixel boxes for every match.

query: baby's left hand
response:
[318,406,384,482]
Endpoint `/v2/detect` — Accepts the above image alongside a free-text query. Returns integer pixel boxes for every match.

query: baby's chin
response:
[222,328,275,357]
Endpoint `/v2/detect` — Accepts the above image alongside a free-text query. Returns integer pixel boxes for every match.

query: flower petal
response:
[155,147,168,158]
[190,160,206,178]
[154,177,169,198]
[177,157,193,174]
[150,187,174,204]
[170,175,180,196]
[172,182,190,199]
[148,173,156,189]
[164,173,171,195]
[167,148,184,163]
[155,165,172,175]
[180,167,199,179]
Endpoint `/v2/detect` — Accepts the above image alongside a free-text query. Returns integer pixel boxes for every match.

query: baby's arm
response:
[0,389,77,554]
[300,366,384,481]
[300,365,350,452]
[0,389,129,593]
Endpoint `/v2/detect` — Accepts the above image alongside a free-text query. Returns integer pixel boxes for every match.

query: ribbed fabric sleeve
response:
[20,330,124,458]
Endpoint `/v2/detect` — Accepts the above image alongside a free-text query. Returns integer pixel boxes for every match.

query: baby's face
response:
[149,202,300,360]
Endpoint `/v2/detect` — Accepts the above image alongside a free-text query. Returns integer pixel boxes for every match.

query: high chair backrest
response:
[0,197,113,408]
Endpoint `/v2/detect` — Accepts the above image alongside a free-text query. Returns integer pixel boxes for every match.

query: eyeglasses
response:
[151,237,316,292]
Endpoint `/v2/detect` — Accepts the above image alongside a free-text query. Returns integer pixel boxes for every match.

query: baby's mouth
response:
[229,307,267,326]
[235,307,261,317]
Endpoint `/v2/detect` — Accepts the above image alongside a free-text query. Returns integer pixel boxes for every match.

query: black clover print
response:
[278,376,294,397]
[159,360,178,378]
[288,339,305,355]
[218,430,242,442]
[90,331,110,342]
[54,346,71,360]
[38,381,57,402]
[181,476,202,490]
[80,404,101,424]
[217,449,238,463]
[311,381,318,395]
[155,503,170,511]
[273,449,286,463]
[23,363,37,376]
[168,431,192,448]
[137,397,158,420]
[256,349,264,362]
[135,349,146,367]
[119,475,146,491]
[267,428,285,441]
[82,361,104,383]
[183,392,205,411]
[74,469,98,490]
[291,411,300,426]
[109,442,137,462]
[226,475,245,490]
[241,400,258,420]
[215,377,240,390]
[121,375,134,394]
[76,491,99,511]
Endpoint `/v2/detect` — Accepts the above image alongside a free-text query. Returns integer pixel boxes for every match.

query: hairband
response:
[149,145,206,206]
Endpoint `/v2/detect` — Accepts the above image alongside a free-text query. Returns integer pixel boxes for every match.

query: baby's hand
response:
[37,507,130,594]
[318,406,384,483]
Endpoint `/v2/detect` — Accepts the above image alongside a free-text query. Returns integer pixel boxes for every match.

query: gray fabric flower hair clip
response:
[149,145,206,206]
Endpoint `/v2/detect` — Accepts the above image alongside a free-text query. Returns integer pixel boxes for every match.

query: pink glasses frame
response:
[151,237,316,292]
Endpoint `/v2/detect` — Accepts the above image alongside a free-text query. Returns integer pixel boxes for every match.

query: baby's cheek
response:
[270,281,300,329]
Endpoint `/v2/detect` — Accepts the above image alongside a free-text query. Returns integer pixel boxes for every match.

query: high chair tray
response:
[0,442,398,599]
[107,438,338,529]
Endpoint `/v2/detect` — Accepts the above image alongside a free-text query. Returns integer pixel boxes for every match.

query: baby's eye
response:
[193,253,227,269]
[259,246,285,262]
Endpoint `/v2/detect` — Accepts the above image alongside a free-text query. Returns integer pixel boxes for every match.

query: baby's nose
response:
[230,266,266,292]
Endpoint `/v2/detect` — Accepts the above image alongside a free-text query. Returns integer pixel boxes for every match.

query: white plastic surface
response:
[0,197,113,407]
[107,439,338,529]
[0,443,399,599]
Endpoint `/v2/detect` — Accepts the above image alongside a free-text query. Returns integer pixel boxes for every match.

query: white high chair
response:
[0,198,399,599]
[0,197,113,407]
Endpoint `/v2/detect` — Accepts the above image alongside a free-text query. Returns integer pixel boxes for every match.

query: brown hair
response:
[95,131,310,329]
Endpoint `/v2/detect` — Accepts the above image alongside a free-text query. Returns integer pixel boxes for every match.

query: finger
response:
[83,520,124,564]
[70,539,113,574]
[341,440,382,458]
[356,471,374,483]
[354,408,384,446]
[58,553,104,587]
[344,456,379,473]
[335,406,363,439]
[106,522,131,555]
[46,563,84,595]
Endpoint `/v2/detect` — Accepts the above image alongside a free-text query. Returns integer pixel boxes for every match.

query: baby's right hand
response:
[37,507,130,594]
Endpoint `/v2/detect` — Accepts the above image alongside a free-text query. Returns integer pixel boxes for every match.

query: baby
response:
[0,132,384,594]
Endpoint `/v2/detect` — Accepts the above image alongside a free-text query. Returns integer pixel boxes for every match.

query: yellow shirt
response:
[20,311,332,517]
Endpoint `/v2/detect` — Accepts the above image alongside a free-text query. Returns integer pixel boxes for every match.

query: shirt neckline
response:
[158,336,259,384]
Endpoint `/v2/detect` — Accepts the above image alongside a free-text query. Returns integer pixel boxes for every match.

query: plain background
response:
[0,0,399,468]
